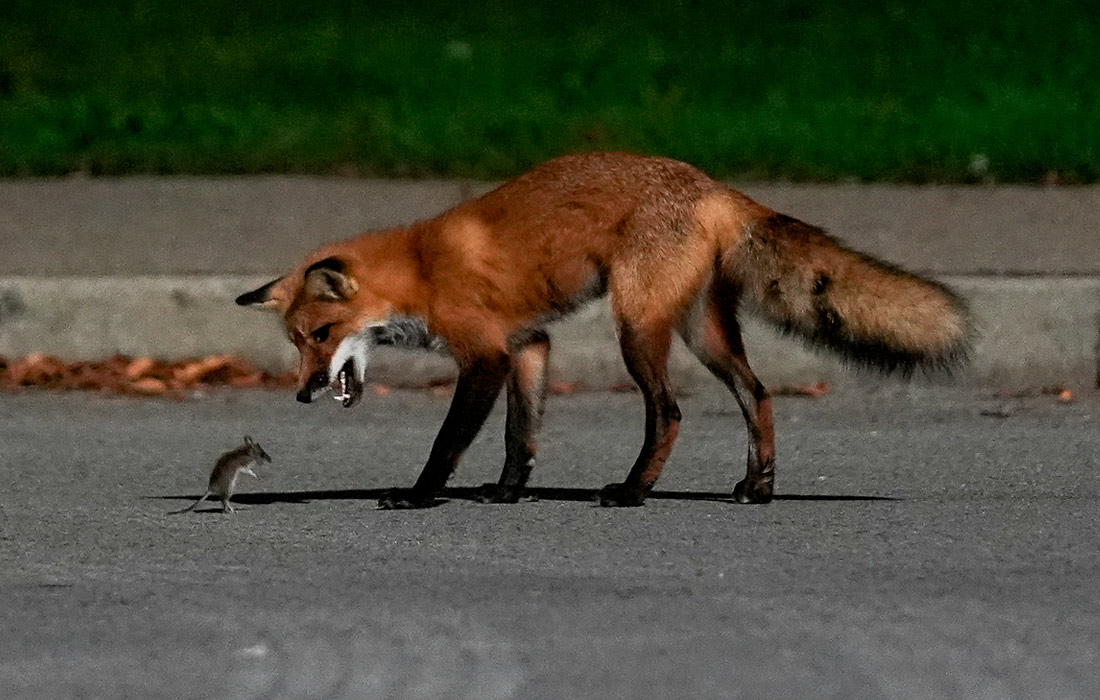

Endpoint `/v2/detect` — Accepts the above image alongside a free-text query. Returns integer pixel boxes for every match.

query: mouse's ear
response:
[244,435,254,445]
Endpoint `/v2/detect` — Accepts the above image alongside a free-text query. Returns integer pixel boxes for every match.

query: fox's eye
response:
[310,324,333,343]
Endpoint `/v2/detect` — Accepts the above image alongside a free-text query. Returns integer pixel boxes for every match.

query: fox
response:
[236,152,970,509]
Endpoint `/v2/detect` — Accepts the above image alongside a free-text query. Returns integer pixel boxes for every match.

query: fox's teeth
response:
[332,369,349,401]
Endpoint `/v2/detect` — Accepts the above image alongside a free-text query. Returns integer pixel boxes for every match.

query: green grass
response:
[1,0,1098,181]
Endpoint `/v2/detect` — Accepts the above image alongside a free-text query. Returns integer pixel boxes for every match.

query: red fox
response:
[237,152,970,508]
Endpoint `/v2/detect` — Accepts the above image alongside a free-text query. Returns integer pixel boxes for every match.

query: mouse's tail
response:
[167,491,211,515]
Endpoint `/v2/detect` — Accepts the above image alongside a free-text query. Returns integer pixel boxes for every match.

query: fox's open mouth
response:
[331,358,364,408]
[299,325,374,408]
[297,361,363,408]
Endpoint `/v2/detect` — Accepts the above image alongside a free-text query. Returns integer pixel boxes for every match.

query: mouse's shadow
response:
[157,486,899,509]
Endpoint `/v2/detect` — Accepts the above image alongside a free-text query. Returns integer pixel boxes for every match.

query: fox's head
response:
[236,256,394,408]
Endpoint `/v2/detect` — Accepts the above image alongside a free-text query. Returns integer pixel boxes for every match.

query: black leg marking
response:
[478,331,550,504]
[379,352,511,510]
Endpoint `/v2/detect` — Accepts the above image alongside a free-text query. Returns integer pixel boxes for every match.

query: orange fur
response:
[238,152,970,508]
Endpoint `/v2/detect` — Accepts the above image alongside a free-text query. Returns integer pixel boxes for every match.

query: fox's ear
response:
[303,257,359,301]
[236,278,285,309]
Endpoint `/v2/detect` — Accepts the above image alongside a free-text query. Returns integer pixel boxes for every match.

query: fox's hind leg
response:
[679,281,776,504]
[477,330,550,503]
[598,223,717,507]
[599,320,682,507]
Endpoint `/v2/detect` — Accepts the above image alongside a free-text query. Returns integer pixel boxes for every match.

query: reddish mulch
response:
[0,354,838,400]
[0,353,294,397]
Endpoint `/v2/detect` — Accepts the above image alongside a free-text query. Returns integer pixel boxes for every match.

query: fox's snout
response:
[296,370,329,403]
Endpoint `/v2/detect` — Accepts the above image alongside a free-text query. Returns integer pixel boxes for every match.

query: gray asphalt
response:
[1,386,1098,699]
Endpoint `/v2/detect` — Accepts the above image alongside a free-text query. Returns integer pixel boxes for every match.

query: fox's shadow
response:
[158,486,899,508]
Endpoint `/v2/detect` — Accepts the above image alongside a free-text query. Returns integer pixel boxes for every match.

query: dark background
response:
[2,0,1097,180]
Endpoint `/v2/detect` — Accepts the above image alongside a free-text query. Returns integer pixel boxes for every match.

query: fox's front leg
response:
[379,352,511,510]
[477,330,550,504]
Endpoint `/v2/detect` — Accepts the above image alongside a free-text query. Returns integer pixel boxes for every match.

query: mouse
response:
[169,436,272,514]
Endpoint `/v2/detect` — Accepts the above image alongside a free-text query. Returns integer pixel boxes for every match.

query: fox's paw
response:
[377,489,440,510]
[597,483,646,508]
[733,478,774,504]
[474,483,534,504]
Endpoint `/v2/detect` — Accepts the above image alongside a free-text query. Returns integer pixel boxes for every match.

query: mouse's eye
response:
[310,324,333,343]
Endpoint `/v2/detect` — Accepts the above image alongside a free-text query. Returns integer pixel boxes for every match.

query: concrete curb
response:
[1,275,1096,390]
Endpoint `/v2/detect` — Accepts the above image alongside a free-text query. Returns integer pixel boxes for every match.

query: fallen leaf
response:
[770,381,830,398]
[227,374,264,389]
[129,378,169,395]
[125,356,157,379]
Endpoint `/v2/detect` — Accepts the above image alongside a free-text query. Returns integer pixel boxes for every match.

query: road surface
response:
[1,386,1098,699]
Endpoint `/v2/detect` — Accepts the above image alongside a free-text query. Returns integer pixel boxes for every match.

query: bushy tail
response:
[726,213,971,375]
